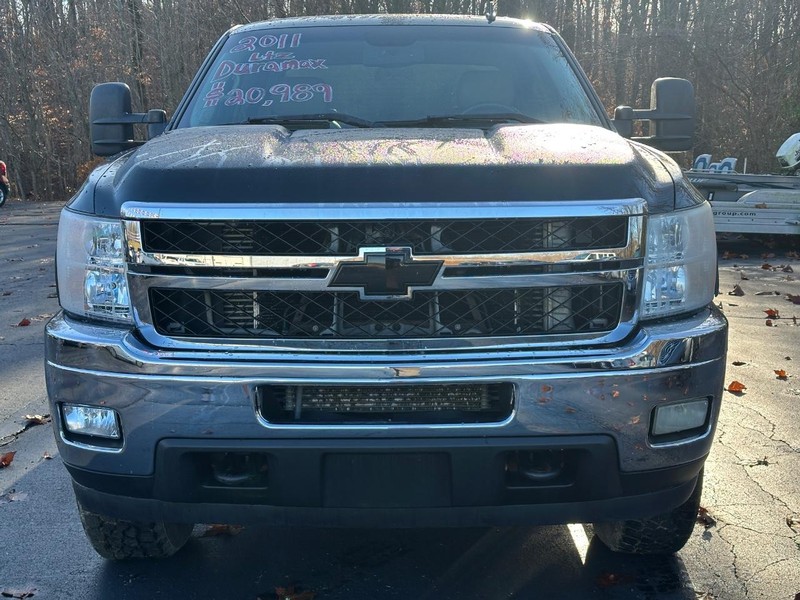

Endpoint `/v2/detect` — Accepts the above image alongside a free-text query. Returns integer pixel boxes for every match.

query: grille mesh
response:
[140,217,628,256]
[150,285,623,339]
[259,383,513,424]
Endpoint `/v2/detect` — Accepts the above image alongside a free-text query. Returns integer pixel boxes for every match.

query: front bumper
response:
[46,306,726,525]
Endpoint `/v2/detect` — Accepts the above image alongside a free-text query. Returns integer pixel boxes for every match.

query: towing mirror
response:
[90,82,167,156]
[613,78,695,152]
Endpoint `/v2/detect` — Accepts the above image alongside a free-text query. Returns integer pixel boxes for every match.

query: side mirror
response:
[90,83,168,156]
[612,78,695,152]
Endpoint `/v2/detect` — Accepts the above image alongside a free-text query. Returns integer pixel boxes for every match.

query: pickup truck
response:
[45,14,728,560]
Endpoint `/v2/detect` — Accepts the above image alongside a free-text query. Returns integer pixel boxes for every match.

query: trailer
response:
[687,134,800,235]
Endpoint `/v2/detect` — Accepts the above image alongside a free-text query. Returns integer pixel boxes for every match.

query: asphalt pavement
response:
[0,200,798,599]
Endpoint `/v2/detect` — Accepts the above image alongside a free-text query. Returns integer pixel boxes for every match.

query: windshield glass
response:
[178,23,604,128]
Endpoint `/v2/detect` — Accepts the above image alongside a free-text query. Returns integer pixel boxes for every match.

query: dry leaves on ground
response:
[726,381,747,394]
[697,506,717,529]
[23,414,51,427]
[16,318,31,327]
[1,588,37,599]
[0,451,16,468]
[729,284,745,296]
[0,490,28,504]
[775,370,789,380]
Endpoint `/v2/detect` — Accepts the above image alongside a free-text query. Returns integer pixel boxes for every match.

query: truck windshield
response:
[178,24,604,128]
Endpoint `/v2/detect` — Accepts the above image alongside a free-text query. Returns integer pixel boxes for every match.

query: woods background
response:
[1,0,798,202]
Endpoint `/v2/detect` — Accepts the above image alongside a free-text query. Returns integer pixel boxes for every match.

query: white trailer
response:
[687,134,800,235]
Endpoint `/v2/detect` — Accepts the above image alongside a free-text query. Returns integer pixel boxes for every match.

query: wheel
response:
[0,182,8,207]
[462,103,519,115]
[592,470,703,555]
[77,500,193,560]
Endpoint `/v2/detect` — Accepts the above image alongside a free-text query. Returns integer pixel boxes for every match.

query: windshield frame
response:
[169,18,612,132]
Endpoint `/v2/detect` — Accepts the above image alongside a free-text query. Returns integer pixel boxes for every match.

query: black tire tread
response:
[78,504,192,560]
[593,470,703,555]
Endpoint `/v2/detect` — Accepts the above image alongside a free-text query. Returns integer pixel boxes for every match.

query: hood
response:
[89,123,676,216]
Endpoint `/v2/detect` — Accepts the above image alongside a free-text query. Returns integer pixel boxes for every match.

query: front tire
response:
[593,469,703,555]
[0,182,8,207]
[77,500,193,560]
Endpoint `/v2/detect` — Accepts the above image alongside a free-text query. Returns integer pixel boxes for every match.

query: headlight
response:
[56,209,131,323]
[641,202,716,319]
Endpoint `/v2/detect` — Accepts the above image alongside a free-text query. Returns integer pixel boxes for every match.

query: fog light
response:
[62,404,121,439]
[651,399,709,436]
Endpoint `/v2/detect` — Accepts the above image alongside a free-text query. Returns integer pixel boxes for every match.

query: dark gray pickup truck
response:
[46,14,727,559]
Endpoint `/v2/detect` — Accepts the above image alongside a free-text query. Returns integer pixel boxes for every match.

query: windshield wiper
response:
[379,114,546,128]
[245,113,380,129]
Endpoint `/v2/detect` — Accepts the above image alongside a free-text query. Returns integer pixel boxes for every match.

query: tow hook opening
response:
[208,452,269,488]
[504,449,576,488]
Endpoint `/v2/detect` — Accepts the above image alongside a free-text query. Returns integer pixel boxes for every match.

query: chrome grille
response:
[140,217,628,256]
[149,285,623,339]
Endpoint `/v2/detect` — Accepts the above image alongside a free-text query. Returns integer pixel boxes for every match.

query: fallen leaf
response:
[775,370,788,380]
[739,254,749,259]
[0,451,16,468]
[1,291,11,296]
[761,253,776,259]
[740,272,749,280]
[564,406,577,413]
[784,265,794,273]
[787,294,800,305]
[16,318,31,327]
[726,381,747,394]
[732,361,747,366]
[273,585,316,600]
[1,588,37,599]
[23,414,51,427]
[787,515,800,530]
[766,319,774,327]
[721,251,732,260]
[729,284,745,296]
[612,390,620,398]
[697,506,717,529]
[764,308,780,319]
[754,290,781,296]
[628,415,641,425]
[42,452,52,460]
[0,490,29,504]
[201,524,243,537]
[695,592,716,599]
[762,263,773,270]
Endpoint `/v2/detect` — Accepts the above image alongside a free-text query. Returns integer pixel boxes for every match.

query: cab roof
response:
[232,14,553,35]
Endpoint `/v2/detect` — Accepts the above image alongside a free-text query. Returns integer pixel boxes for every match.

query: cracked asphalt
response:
[0,200,798,599]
